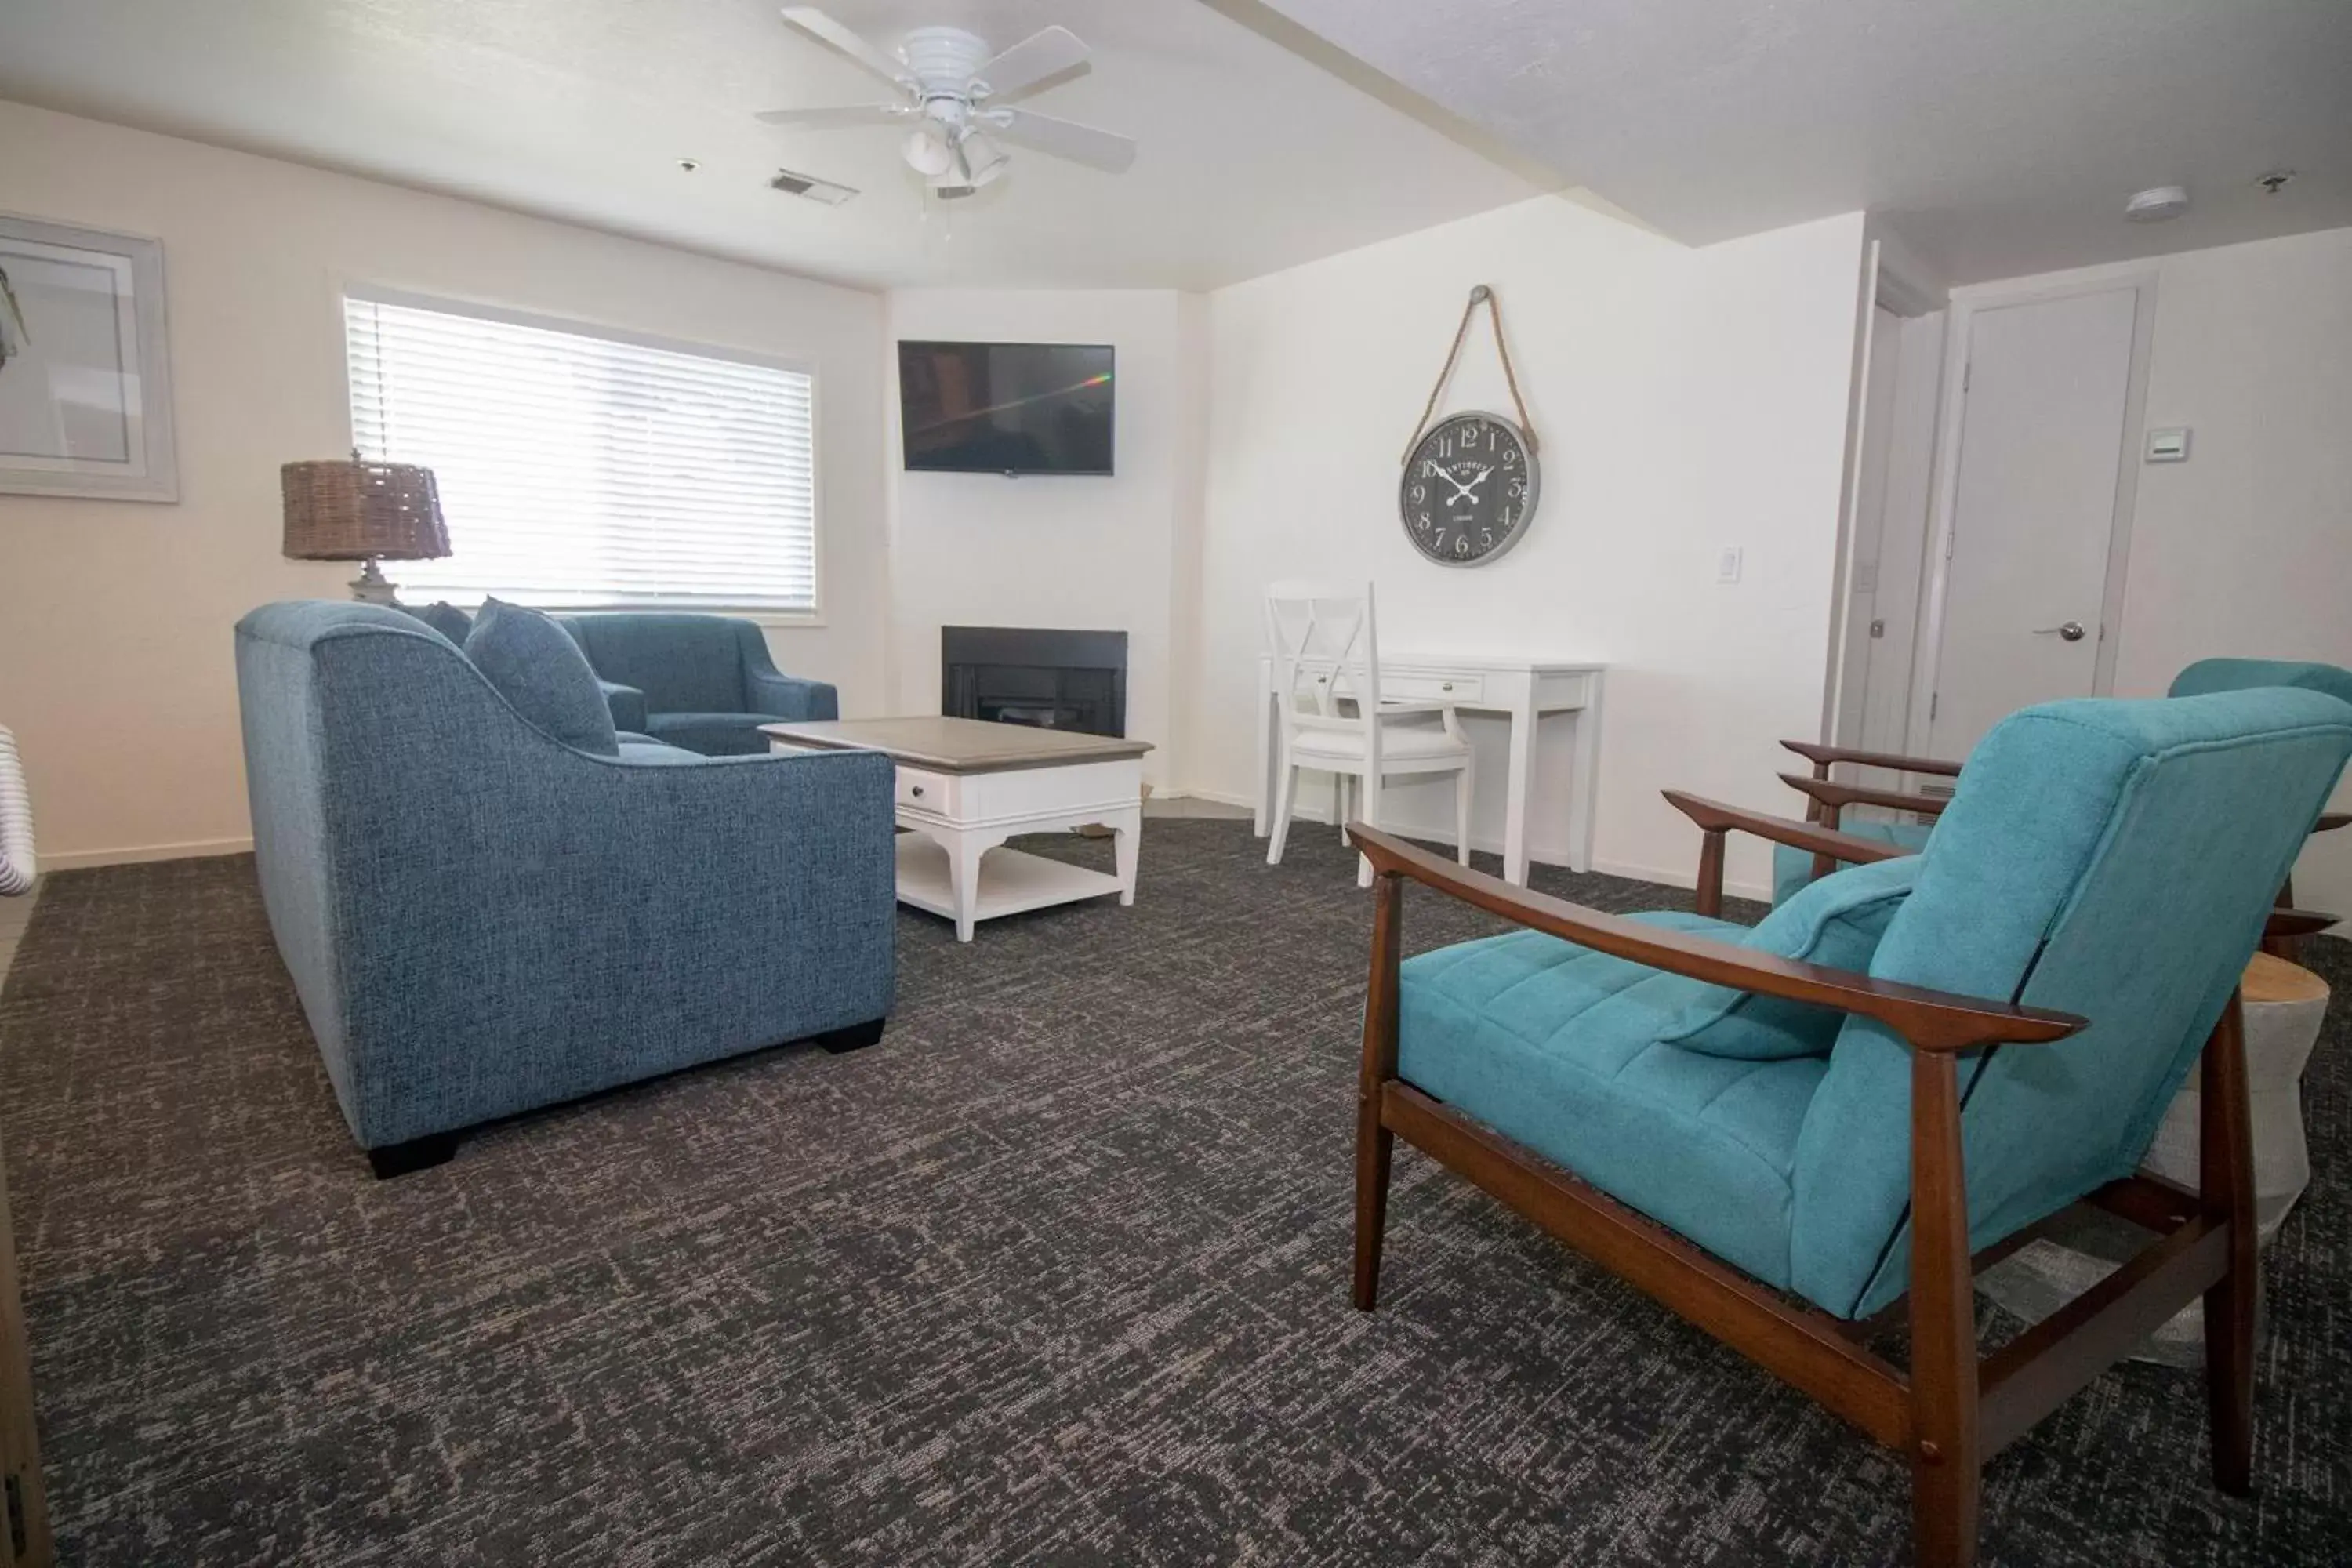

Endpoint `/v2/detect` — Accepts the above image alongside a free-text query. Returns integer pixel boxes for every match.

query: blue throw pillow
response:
[464,597,619,756]
[1662,855,1921,1060]
[400,601,474,644]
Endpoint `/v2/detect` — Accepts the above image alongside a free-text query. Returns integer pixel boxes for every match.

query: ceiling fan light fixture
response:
[902,125,956,178]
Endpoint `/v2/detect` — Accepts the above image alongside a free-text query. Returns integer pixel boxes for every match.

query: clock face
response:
[1399,412,1539,567]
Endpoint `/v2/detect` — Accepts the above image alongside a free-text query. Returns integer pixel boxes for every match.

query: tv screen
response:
[898,341,1114,476]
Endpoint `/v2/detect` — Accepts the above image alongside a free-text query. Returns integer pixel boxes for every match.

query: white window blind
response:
[343,293,818,612]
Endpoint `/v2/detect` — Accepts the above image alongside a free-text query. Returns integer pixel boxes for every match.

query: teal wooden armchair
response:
[1348,688,2352,1566]
[1744,659,2352,931]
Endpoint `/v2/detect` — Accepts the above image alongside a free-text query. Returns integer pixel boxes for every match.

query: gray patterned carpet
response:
[1,819,2347,1566]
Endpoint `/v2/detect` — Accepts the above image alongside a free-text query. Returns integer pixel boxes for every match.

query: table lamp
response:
[281,453,449,605]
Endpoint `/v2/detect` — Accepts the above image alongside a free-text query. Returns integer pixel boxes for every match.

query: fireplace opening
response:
[942,626,1127,739]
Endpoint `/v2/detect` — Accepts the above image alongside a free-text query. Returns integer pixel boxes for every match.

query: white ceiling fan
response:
[757,8,1138,198]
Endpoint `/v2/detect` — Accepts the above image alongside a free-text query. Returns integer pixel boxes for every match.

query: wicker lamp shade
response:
[281,457,450,563]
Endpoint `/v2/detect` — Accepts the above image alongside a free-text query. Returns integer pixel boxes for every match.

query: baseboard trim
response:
[1592,856,1772,906]
[39,836,255,871]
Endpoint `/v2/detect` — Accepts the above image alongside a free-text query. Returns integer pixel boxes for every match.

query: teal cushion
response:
[1770,818,1933,906]
[1398,914,1830,1291]
[1664,855,1919,1061]
[644,711,775,757]
[2168,657,2352,706]
[464,598,619,757]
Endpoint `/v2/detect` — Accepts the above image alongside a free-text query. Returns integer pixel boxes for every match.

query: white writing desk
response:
[1253,653,1606,886]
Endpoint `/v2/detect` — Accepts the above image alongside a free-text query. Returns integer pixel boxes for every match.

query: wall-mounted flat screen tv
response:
[898,340,1115,476]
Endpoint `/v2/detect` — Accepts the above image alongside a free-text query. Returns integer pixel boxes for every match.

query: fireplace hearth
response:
[942,626,1127,739]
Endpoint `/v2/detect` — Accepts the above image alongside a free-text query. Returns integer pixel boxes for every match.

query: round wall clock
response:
[1399,409,1540,568]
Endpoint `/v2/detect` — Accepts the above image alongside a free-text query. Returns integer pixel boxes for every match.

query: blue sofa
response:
[234,601,896,1176]
[556,612,837,756]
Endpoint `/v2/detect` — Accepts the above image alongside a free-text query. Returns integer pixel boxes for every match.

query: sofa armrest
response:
[735,621,839,720]
[746,667,839,722]
[597,679,648,733]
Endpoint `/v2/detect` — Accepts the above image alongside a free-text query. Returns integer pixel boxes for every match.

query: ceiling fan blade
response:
[754,103,911,128]
[974,25,1090,100]
[779,7,913,88]
[986,107,1136,173]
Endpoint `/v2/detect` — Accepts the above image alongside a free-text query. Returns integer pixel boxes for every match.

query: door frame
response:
[1822,236,1947,745]
[1906,264,2160,757]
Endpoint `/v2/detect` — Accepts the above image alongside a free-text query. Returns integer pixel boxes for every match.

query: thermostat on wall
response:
[2146,426,2191,463]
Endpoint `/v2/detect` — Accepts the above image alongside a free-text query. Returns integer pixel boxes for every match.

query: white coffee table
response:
[761,716,1150,942]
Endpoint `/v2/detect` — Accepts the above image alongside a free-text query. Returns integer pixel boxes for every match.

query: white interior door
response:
[1926,286,2138,760]
[1833,306,1905,750]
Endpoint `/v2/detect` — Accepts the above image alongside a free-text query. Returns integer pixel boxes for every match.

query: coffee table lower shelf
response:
[894,833,1127,931]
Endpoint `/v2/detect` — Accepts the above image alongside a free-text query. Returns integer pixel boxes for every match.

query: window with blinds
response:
[343,292,818,612]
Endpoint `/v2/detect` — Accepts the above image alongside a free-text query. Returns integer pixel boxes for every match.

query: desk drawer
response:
[1384,670,1483,705]
[895,765,957,815]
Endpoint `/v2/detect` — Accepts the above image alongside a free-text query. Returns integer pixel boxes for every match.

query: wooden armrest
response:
[1778,773,1951,821]
[1781,739,1965,778]
[1663,792,1914,866]
[1348,823,2083,1054]
[2316,811,2349,834]
[2267,907,2338,940]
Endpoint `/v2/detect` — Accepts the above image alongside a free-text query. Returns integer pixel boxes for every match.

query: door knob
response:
[2034,621,2088,642]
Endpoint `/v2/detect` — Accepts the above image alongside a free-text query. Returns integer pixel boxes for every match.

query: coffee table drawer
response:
[895,765,957,815]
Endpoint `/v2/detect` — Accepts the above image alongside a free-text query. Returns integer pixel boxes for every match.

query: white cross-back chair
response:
[0,724,34,898]
[1264,581,1473,888]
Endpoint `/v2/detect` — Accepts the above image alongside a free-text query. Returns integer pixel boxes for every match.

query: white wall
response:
[1910,226,2352,913]
[0,101,889,867]
[882,289,1207,789]
[2100,227,2352,912]
[1185,198,1869,895]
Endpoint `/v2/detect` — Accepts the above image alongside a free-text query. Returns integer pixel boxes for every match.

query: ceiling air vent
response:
[770,169,858,205]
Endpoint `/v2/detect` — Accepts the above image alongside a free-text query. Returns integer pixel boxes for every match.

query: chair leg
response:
[2201,993,2258,1494]
[1337,773,1353,846]
[1268,764,1300,866]
[1909,1050,1983,1568]
[1354,868,1403,1312]
[1454,754,1475,868]
[1357,771,1381,888]
[1353,1092,1393,1312]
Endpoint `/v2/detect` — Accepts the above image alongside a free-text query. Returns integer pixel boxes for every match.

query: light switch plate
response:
[2146,426,2190,463]
[1717,546,1743,584]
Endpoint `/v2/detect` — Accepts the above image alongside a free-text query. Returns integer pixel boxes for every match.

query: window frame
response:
[336,281,826,625]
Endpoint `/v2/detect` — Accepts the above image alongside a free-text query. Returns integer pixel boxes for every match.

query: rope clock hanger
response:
[0,725,34,897]
[1399,284,1541,568]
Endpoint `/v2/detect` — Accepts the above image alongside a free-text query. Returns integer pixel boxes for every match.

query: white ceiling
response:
[0,0,1539,292]
[1250,0,2352,285]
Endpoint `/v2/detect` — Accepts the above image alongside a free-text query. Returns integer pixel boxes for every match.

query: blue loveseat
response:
[234,601,896,1175]
[557,612,837,755]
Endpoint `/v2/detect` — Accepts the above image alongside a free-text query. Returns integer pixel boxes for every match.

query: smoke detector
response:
[2124,185,2190,223]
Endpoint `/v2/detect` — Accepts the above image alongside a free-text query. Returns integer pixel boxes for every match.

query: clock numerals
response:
[1402,417,1534,565]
